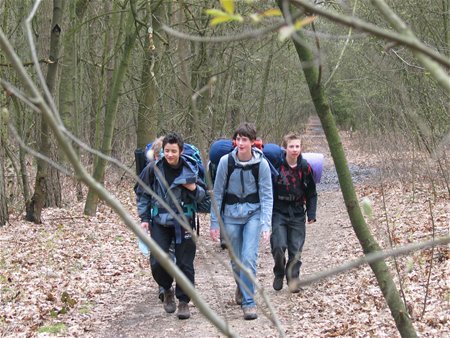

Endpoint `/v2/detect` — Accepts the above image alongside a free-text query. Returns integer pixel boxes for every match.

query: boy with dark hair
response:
[210,122,273,320]
[136,132,206,320]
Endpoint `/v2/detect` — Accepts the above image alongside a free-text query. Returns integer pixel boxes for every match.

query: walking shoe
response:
[177,301,191,320]
[163,288,176,313]
[273,276,283,291]
[235,286,243,305]
[288,278,301,293]
[158,286,165,302]
[243,307,258,320]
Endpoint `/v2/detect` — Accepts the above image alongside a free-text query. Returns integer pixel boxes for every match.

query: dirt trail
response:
[96,118,395,338]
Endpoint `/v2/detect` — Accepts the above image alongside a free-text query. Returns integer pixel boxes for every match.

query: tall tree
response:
[277,1,418,337]
[84,7,140,215]
[58,0,89,201]
[135,1,164,150]
[26,0,64,223]
[0,106,8,227]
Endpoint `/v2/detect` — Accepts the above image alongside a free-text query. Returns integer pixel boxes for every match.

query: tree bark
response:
[58,0,89,201]
[84,8,139,216]
[26,0,64,223]
[0,109,8,227]
[278,3,418,337]
[136,1,163,150]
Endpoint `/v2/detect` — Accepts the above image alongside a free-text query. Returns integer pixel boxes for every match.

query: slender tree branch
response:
[390,49,425,70]
[290,0,450,69]
[369,0,450,91]
[298,236,450,287]
[0,58,55,67]
[420,199,436,319]
[324,0,358,87]
[8,124,72,176]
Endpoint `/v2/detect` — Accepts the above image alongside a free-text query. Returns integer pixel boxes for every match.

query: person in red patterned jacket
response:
[271,132,317,293]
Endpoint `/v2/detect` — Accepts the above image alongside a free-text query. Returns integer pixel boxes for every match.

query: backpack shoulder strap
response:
[299,158,309,189]
[251,162,260,193]
[225,154,235,191]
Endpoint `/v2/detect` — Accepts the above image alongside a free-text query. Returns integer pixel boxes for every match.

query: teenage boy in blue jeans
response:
[210,122,273,320]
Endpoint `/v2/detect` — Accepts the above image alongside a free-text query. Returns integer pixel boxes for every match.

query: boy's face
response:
[163,143,181,166]
[235,134,253,154]
[286,139,301,159]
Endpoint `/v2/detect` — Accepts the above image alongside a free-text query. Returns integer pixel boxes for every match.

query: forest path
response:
[95,117,393,338]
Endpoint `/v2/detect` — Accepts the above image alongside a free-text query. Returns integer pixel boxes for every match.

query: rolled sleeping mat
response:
[302,152,324,183]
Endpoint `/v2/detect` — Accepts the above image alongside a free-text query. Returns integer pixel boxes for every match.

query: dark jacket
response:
[135,155,206,225]
[273,153,317,221]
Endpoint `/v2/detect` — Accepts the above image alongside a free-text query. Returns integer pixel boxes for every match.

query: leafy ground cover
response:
[1,130,448,337]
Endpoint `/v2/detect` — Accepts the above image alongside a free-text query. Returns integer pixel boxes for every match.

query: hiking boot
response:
[273,276,283,291]
[158,286,165,302]
[235,286,243,305]
[288,278,302,293]
[163,288,176,313]
[177,301,190,320]
[243,307,258,320]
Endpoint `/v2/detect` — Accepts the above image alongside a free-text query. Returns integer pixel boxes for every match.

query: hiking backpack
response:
[134,142,210,214]
[207,139,324,188]
[207,139,282,186]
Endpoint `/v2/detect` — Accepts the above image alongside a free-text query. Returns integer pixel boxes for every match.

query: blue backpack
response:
[207,139,323,186]
[207,139,283,186]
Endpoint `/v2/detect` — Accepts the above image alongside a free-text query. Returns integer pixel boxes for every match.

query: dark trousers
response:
[150,222,196,303]
[270,210,306,282]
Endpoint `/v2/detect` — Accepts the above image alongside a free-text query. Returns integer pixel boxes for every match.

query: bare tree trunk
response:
[136,1,163,150]
[26,0,64,223]
[256,37,274,129]
[59,0,89,201]
[84,8,139,216]
[0,110,8,226]
[278,3,417,337]
[9,96,31,203]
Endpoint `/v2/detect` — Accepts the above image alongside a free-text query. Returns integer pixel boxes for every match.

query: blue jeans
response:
[270,210,306,282]
[223,211,262,308]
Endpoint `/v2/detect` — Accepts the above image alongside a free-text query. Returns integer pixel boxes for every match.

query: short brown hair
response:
[233,122,257,141]
[282,132,302,148]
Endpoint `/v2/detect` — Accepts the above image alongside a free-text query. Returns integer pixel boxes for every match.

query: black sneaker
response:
[273,276,283,291]
[177,301,190,320]
[163,288,176,313]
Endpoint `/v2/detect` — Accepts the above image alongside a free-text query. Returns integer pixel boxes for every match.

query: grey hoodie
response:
[210,147,273,232]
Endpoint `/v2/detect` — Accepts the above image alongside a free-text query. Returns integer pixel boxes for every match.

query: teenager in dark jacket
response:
[135,132,206,320]
[271,132,317,293]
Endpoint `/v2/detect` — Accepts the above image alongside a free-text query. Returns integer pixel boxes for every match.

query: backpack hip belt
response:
[224,192,260,205]
[276,195,302,202]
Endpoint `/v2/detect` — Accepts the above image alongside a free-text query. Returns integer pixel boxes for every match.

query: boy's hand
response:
[210,229,220,242]
[141,221,150,232]
[182,183,196,191]
[261,231,271,243]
